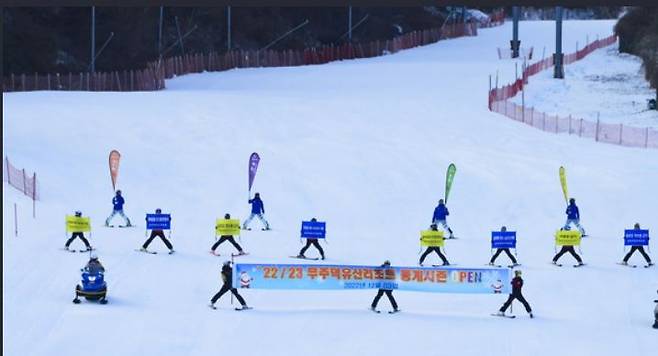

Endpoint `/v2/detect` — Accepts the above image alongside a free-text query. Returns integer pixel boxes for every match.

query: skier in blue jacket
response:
[242,192,270,230]
[432,199,454,238]
[105,190,132,227]
[563,198,585,235]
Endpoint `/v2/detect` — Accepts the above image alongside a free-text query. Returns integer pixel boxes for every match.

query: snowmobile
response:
[73,262,108,304]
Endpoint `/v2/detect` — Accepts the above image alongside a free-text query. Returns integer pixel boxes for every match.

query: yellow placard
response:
[555,230,581,246]
[420,230,444,247]
[66,215,91,233]
[216,219,241,235]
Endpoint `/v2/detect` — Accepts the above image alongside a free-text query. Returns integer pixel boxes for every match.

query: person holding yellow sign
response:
[210,214,246,256]
[64,211,93,252]
[552,226,584,267]
[419,224,450,266]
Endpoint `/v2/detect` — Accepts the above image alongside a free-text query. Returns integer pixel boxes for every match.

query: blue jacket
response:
[432,204,449,221]
[112,195,125,211]
[249,197,264,214]
[565,203,579,220]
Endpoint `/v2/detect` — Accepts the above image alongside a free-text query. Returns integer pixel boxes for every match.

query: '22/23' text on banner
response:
[233,264,511,294]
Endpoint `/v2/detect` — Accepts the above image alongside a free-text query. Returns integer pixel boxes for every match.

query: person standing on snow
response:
[564,198,585,236]
[297,218,325,260]
[140,208,174,254]
[65,211,93,251]
[211,214,246,256]
[209,261,250,310]
[496,270,533,318]
[419,224,450,266]
[105,190,132,227]
[489,226,518,266]
[621,223,653,267]
[370,260,399,313]
[552,226,584,266]
[432,199,454,238]
[243,192,270,231]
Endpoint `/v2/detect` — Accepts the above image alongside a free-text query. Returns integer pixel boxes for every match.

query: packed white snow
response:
[510,45,658,128]
[3,20,658,356]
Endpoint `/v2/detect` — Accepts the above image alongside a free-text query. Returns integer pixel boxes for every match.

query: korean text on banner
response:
[555,230,581,246]
[216,219,241,235]
[146,214,171,230]
[492,231,516,249]
[624,229,649,246]
[109,150,121,192]
[421,230,444,247]
[233,263,511,294]
[301,221,326,239]
[66,215,91,233]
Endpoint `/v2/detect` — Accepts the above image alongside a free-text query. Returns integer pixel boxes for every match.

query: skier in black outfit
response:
[211,213,245,255]
[297,218,325,260]
[552,227,584,266]
[497,270,533,318]
[419,224,450,266]
[209,261,249,310]
[370,260,399,313]
[489,226,518,266]
[141,208,174,253]
[621,223,653,266]
[65,211,92,251]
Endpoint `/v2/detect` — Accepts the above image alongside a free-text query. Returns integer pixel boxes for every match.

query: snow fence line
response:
[3,10,505,92]
[488,35,658,150]
[3,157,39,201]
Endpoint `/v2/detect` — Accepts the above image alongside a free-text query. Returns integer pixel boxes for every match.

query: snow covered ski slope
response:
[3,20,658,356]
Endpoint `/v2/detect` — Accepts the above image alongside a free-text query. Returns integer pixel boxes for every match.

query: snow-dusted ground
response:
[510,45,658,128]
[4,20,658,356]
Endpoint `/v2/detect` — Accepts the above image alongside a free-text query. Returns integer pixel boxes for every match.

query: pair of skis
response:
[135,249,175,255]
[371,309,400,314]
[488,263,521,268]
[61,247,95,253]
[289,256,321,261]
[209,304,253,311]
[552,262,586,268]
[209,251,250,257]
[617,262,654,268]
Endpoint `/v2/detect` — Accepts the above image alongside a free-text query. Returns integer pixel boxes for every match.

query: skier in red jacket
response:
[496,270,533,318]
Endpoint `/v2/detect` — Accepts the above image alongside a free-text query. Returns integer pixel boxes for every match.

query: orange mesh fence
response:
[3,157,39,200]
[488,34,657,149]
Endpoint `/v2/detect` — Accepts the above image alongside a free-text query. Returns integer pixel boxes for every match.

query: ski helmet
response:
[569,198,575,204]
[116,190,122,195]
[514,270,522,276]
[255,192,260,197]
[383,260,391,266]
[223,261,232,267]
[90,253,98,261]
[155,208,162,214]
[634,223,640,229]
[75,211,82,217]
[311,218,317,222]
[224,213,231,219]
[430,224,438,230]
[439,199,444,204]
[501,226,507,232]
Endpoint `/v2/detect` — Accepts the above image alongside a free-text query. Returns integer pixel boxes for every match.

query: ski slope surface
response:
[3,20,658,356]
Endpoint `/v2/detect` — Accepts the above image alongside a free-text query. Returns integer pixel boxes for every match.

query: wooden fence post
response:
[595,116,600,142]
[22,168,27,195]
[619,124,623,145]
[32,172,36,218]
[579,118,583,137]
[645,128,650,148]
[5,157,11,185]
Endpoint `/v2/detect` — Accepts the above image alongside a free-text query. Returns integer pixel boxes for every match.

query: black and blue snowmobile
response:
[73,254,108,304]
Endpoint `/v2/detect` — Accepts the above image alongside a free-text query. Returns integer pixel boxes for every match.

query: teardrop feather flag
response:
[445,163,456,203]
[109,150,121,191]
[248,152,260,193]
[559,166,569,205]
